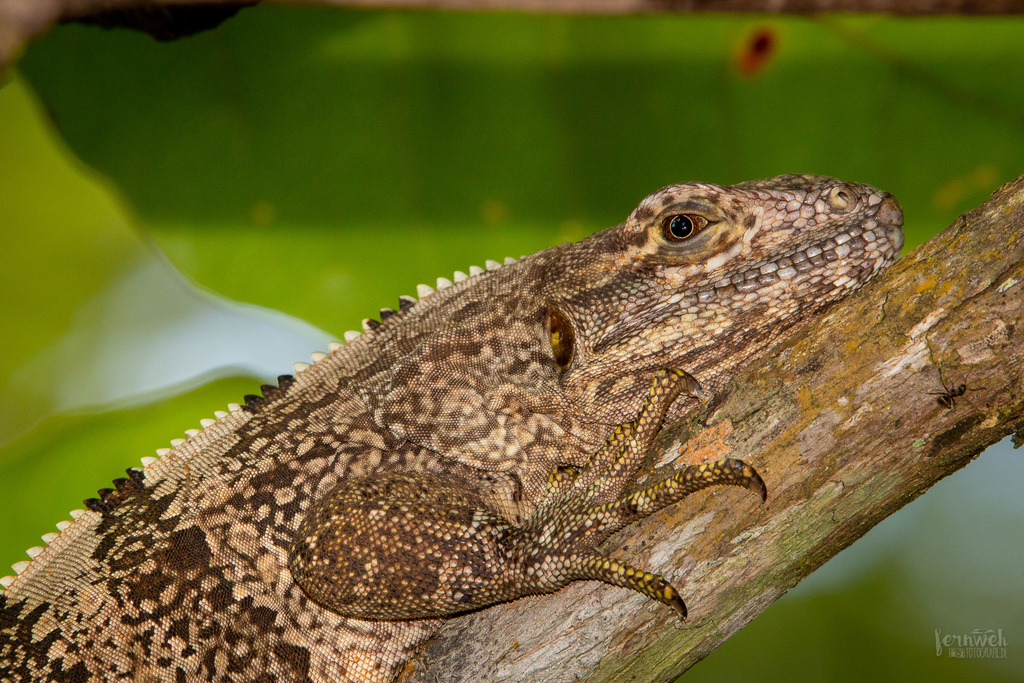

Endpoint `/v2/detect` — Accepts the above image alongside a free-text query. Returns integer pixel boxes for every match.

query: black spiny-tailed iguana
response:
[0,175,904,682]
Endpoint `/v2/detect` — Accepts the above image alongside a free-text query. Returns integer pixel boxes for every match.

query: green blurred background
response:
[1,6,1022,680]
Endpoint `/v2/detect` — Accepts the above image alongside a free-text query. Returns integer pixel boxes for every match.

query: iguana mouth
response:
[693,202,904,306]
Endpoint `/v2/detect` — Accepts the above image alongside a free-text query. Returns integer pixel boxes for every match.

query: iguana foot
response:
[289,370,765,621]
[510,369,765,619]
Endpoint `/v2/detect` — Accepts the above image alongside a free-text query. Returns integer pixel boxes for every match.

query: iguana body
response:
[0,175,903,682]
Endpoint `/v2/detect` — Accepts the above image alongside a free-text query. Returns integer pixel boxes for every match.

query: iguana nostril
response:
[877,195,905,252]
[878,195,904,229]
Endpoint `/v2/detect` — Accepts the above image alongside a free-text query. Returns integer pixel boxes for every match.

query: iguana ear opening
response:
[546,304,575,370]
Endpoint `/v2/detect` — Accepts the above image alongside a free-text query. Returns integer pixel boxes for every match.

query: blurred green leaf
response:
[0,75,142,390]
[17,10,1024,333]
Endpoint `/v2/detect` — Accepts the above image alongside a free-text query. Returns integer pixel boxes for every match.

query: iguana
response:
[0,174,903,682]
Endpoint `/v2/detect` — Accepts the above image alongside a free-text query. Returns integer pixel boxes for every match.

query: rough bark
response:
[399,177,1024,681]
[4,0,1024,81]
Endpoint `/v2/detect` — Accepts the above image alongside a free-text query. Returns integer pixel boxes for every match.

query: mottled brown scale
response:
[0,175,903,682]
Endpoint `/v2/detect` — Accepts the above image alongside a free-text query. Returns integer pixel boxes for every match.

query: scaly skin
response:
[0,175,903,682]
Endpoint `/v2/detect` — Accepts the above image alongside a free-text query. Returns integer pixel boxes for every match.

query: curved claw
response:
[744,464,768,503]
[557,553,688,620]
[614,458,768,522]
[652,576,688,621]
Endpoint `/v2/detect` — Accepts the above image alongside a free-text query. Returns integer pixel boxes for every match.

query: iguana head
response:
[541,174,904,423]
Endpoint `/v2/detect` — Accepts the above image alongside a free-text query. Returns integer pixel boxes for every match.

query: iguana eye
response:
[547,306,574,369]
[662,214,707,242]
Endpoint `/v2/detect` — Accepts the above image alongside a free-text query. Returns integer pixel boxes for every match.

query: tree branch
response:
[5,0,1024,81]
[403,176,1024,681]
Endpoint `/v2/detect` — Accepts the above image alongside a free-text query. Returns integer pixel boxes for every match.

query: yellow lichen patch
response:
[796,384,815,412]
[915,276,937,294]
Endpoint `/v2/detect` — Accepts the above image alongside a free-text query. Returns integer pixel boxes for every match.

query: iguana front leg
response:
[289,369,764,623]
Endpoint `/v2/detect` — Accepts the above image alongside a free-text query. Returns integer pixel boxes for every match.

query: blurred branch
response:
[404,175,1024,681]
[4,0,1024,79]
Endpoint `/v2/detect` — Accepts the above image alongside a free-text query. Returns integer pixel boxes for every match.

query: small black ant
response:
[929,382,967,409]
